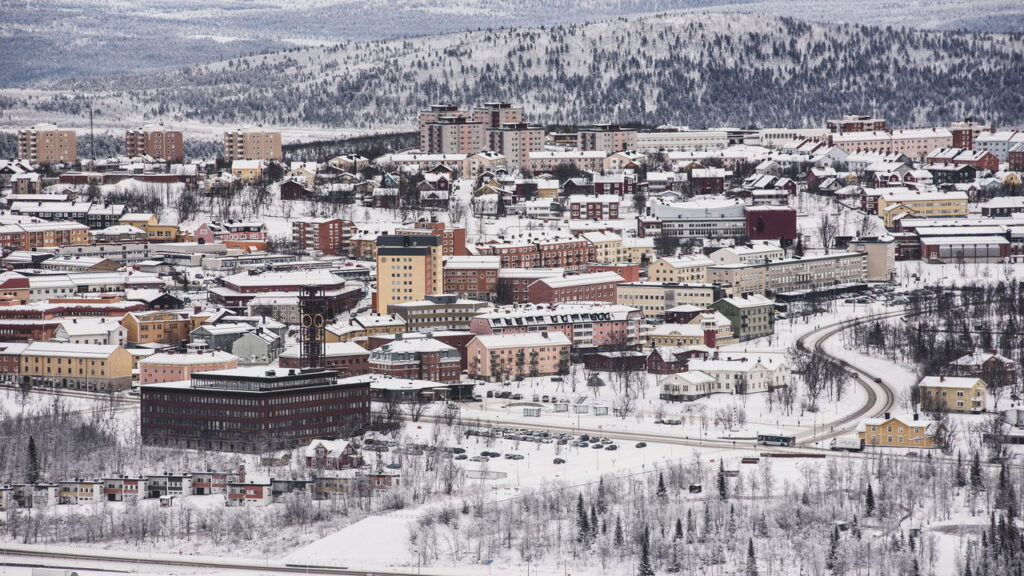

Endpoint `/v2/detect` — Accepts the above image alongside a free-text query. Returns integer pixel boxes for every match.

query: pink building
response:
[467,331,571,382]
[138,350,239,385]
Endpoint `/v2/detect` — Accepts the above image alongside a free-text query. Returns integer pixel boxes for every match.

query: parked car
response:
[386,462,401,469]
[511,393,523,400]
[591,443,604,449]
[605,445,618,451]
[635,442,647,448]
[553,458,566,465]
[469,456,489,462]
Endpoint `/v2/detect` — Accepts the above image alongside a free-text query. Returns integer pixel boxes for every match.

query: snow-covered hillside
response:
[3,12,1022,134]
[2,0,1021,85]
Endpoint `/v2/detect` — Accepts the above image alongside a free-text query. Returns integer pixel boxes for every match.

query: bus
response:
[757,432,796,447]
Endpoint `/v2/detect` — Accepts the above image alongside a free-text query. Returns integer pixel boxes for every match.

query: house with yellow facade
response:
[857,413,937,449]
[118,213,180,243]
[646,312,737,348]
[122,311,192,346]
[647,255,713,283]
[876,189,969,228]
[19,342,134,391]
[230,160,264,183]
[918,375,987,413]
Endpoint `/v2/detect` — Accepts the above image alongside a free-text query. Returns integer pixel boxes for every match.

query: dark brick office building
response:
[140,367,370,452]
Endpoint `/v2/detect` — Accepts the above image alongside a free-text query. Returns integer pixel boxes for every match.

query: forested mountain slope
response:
[6,12,1024,130]
[2,0,1021,84]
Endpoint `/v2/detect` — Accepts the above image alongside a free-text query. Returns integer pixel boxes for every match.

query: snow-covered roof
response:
[142,350,239,366]
[304,439,351,459]
[918,376,984,389]
[280,342,368,359]
[535,272,624,289]
[656,255,714,269]
[24,342,120,358]
[471,332,571,349]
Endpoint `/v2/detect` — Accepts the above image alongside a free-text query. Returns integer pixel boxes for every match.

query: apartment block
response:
[223,127,282,161]
[486,123,545,167]
[616,282,728,319]
[374,235,443,314]
[19,342,134,391]
[443,256,499,301]
[467,332,570,382]
[292,218,357,256]
[578,124,637,152]
[125,124,184,162]
[17,123,76,164]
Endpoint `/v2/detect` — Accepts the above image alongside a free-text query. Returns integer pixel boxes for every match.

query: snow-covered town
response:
[3,3,1024,575]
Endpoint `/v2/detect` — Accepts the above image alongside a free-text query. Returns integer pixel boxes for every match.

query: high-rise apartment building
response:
[487,123,545,167]
[125,124,184,162]
[374,235,443,314]
[17,123,76,164]
[418,102,526,155]
[223,127,282,161]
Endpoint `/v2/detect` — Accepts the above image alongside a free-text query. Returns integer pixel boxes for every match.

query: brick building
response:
[443,256,499,301]
[527,272,624,304]
[292,218,357,256]
[125,124,184,163]
[141,368,370,452]
[566,195,621,220]
[368,335,461,383]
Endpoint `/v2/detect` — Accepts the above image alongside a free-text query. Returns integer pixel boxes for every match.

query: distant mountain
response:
[2,0,1021,85]
[6,12,1020,133]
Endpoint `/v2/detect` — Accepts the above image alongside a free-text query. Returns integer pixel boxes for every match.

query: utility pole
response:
[89,104,95,160]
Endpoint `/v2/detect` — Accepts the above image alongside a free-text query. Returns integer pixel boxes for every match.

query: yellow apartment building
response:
[876,190,969,228]
[20,342,134,391]
[374,235,442,314]
[647,256,713,283]
[122,311,192,345]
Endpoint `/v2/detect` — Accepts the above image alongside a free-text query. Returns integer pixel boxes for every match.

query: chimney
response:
[913,413,919,421]
[884,412,891,420]
[939,375,945,382]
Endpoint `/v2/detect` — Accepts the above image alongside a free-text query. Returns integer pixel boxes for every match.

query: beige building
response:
[919,376,987,413]
[19,342,134,391]
[876,189,969,228]
[647,256,712,283]
[616,282,727,319]
[581,231,623,263]
[467,331,570,382]
[646,312,737,348]
[374,235,443,314]
[17,123,76,164]
[847,237,896,282]
[710,243,785,265]
[709,252,867,296]
[487,123,545,167]
[857,413,937,448]
[223,127,282,161]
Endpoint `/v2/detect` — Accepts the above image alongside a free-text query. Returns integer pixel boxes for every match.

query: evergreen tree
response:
[794,236,805,257]
[657,472,667,498]
[866,483,875,516]
[638,527,655,576]
[576,493,589,544]
[27,435,39,484]
[851,515,862,540]
[589,504,599,539]
[825,526,840,574]
[614,516,624,547]
[596,478,607,514]
[673,518,683,540]
[717,459,728,500]
[971,452,983,489]
[955,453,967,487]
[746,538,759,576]
[910,557,921,576]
